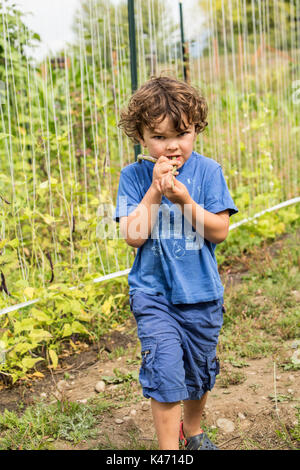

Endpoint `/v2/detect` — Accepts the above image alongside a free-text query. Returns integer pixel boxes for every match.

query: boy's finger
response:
[156,155,169,164]
[158,157,179,167]
[158,164,174,174]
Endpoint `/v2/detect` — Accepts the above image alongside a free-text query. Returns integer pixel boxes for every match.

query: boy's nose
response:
[166,139,178,150]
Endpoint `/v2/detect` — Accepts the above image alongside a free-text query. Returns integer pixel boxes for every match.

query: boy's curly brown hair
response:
[118,76,208,144]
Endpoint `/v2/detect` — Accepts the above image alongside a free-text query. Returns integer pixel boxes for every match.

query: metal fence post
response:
[128,0,141,160]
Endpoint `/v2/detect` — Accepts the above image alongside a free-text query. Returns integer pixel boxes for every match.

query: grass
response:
[94,432,159,451]
[218,227,300,365]
[0,399,98,450]
[0,393,123,450]
[217,367,247,388]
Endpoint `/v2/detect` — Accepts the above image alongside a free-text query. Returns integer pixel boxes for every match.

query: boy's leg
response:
[151,398,182,450]
[182,392,208,437]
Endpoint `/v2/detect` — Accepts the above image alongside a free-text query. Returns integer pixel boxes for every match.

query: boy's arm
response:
[120,184,162,248]
[180,196,230,244]
[160,175,230,244]
[119,156,178,248]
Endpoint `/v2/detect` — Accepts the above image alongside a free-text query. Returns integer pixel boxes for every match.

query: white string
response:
[0,197,299,318]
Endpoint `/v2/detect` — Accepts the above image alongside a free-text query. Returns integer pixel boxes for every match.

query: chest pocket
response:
[159,203,203,256]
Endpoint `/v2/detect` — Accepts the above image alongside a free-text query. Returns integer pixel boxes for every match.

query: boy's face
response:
[138,116,197,168]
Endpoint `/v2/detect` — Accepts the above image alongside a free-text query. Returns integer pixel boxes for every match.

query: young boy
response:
[113,76,238,450]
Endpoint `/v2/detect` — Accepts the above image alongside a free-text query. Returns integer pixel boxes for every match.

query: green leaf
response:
[29,329,52,342]
[70,299,84,315]
[14,318,35,334]
[21,356,44,370]
[62,323,72,338]
[7,238,19,248]
[31,309,52,324]
[12,342,33,355]
[49,349,58,369]
[0,239,7,249]
[23,287,35,299]
[71,321,89,335]
[42,214,56,225]
[0,133,12,140]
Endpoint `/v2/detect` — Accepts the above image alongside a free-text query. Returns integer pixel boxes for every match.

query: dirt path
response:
[1,229,299,450]
[57,349,299,451]
[1,318,299,450]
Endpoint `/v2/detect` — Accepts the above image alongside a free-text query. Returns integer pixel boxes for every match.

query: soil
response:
[1,311,299,451]
[0,230,299,450]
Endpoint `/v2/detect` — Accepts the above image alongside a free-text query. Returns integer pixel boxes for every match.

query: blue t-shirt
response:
[113,151,238,304]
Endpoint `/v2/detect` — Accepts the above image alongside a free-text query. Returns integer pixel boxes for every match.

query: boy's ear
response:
[193,130,198,142]
[136,126,146,147]
[137,136,146,147]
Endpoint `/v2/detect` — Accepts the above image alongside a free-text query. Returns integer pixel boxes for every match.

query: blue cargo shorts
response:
[130,291,224,403]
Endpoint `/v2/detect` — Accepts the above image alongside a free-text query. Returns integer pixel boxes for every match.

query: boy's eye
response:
[152,132,189,139]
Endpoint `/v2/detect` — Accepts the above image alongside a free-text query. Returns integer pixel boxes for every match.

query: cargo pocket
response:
[129,295,134,313]
[139,337,161,390]
[184,351,207,390]
[207,353,220,390]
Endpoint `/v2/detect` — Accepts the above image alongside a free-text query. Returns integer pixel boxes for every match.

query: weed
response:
[268,394,294,403]
[217,367,246,388]
[290,407,300,442]
[102,368,139,385]
[275,407,300,449]
[94,432,158,450]
[0,399,98,450]
[108,347,126,360]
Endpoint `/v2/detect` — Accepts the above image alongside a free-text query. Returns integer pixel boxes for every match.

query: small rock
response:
[291,339,300,349]
[288,374,295,382]
[141,401,150,411]
[238,412,246,420]
[239,419,251,429]
[216,418,235,433]
[130,409,137,416]
[115,418,124,424]
[291,291,300,302]
[52,391,62,400]
[287,389,294,394]
[40,392,47,398]
[77,398,87,404]
[57,380,68,392]
[291,350,300,365]
[95,380,106,393]
[108,384,118,391]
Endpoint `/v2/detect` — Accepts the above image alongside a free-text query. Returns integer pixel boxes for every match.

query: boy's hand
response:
[151,156,181,195]
[161,174,190,205]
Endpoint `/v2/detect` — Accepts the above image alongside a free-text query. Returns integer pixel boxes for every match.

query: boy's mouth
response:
[166,155,182,160]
